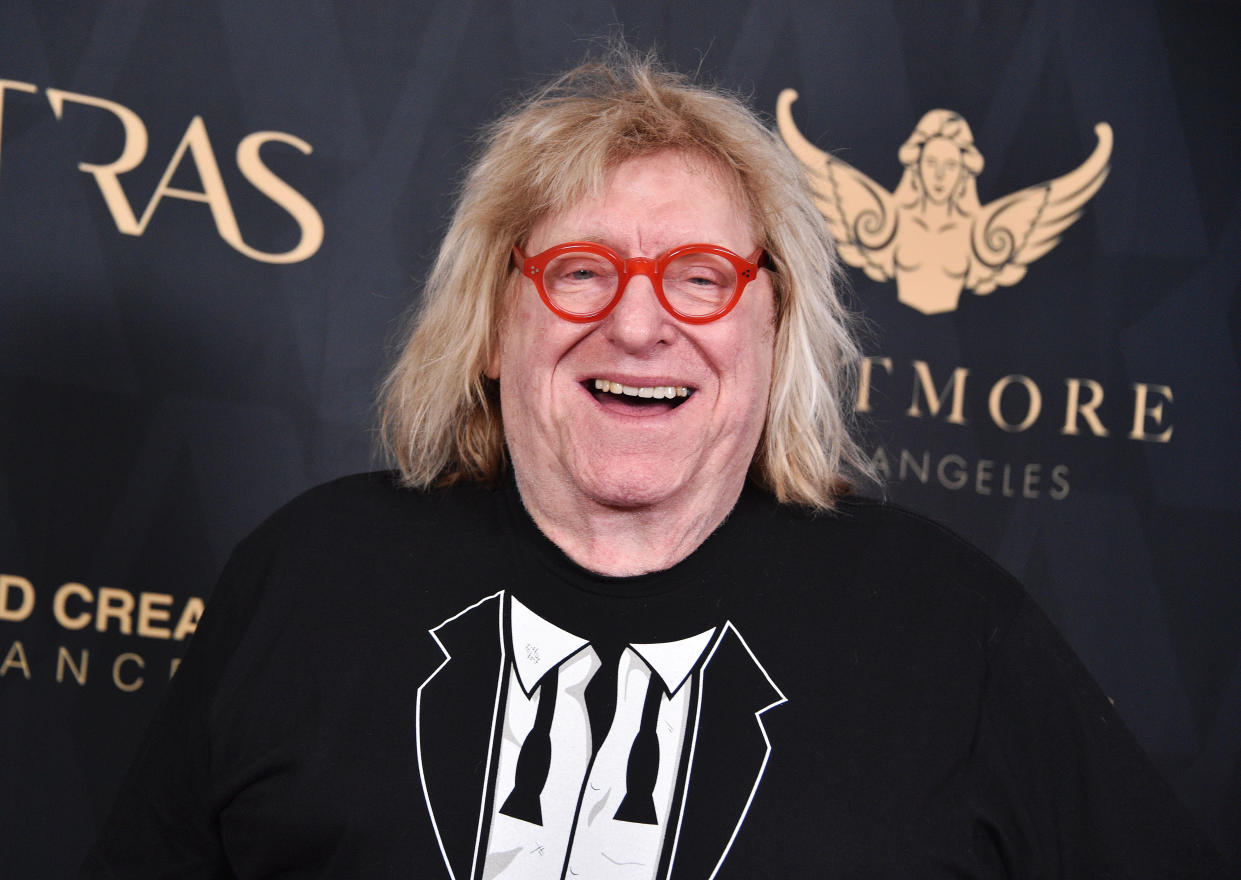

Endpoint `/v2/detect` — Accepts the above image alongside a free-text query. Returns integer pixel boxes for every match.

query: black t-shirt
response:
[81,473,1225,878]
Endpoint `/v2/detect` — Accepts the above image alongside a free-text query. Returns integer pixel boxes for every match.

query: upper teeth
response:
[594,379,689,399]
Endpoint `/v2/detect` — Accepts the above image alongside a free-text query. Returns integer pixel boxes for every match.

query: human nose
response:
[602,271,675,351]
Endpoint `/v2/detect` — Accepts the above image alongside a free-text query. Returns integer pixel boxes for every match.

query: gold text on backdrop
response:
[0,79,324,264]
[858,358,1174,442]
[1,574,204,691]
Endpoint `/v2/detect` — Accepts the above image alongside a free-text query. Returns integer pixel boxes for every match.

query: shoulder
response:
[735,490,1028,646]
[832,495,1022,592]
[209,474,508,624]
[245,472,502,556]
[756,490,1023,597]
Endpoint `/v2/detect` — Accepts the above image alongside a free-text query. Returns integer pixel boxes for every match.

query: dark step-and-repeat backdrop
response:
[2,2,1238,876]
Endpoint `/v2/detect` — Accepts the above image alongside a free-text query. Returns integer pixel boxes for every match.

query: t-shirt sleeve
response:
[79,528,279,879]
[976,594,1227,877]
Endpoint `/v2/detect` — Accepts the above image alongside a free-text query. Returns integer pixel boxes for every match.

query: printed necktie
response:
[498,665,559,825]
[583,639,626,759]
[499,641,662,826]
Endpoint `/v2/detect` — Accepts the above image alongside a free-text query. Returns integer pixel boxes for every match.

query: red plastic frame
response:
[512,241,766,324]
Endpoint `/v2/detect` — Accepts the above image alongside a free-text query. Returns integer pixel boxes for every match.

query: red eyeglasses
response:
[513,241,767,324]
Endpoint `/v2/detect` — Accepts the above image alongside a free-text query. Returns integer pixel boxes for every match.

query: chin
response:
[575,464,686,511]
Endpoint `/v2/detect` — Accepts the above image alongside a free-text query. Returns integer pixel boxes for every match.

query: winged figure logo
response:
[777,90,1113,315]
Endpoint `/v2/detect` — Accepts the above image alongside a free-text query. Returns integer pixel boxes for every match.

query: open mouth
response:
[585,379,694,409]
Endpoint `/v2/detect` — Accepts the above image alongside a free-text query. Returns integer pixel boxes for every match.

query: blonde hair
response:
[379,50,873,509]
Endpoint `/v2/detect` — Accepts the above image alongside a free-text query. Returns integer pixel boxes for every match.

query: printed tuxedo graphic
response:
[416,592,785,880]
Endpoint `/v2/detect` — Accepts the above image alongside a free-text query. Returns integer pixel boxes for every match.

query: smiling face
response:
[918,136,963,204]
[491,150,775,524]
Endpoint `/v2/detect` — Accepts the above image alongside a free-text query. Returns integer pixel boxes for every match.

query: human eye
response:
[543,252,617,307]
[686,269,726,287]
[549,254,610,283]
[666,255,731,290]
[663,253,736,314]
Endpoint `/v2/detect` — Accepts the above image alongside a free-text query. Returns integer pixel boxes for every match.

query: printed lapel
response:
[662,622,786,880]
[415,592,507,880]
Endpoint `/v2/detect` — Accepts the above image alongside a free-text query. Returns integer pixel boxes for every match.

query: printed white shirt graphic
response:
[481,597,715,880]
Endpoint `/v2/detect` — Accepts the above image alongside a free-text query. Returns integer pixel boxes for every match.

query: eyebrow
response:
[536,234,747,255]
[523,232,610,252]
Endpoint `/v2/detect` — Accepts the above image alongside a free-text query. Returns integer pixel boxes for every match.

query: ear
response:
[484,339,501,380]
[486,276,518,380]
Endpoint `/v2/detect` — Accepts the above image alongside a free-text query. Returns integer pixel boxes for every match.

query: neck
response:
[923,197,955,221]
[513,470,745,577]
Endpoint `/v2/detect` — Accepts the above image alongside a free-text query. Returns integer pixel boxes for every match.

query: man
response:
[83,52,1224,879]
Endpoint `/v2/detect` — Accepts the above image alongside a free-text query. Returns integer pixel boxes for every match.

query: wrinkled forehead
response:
[517,149,761,248]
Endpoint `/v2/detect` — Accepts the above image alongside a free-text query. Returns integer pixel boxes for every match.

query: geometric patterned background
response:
[1,1,1237,875]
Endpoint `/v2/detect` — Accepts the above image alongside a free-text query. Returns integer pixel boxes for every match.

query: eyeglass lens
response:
[542,249,740,318]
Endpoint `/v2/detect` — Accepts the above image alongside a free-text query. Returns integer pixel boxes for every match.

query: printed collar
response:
[510,595,715,697]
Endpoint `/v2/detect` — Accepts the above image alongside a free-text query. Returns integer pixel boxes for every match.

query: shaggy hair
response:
[379,50,872,509]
